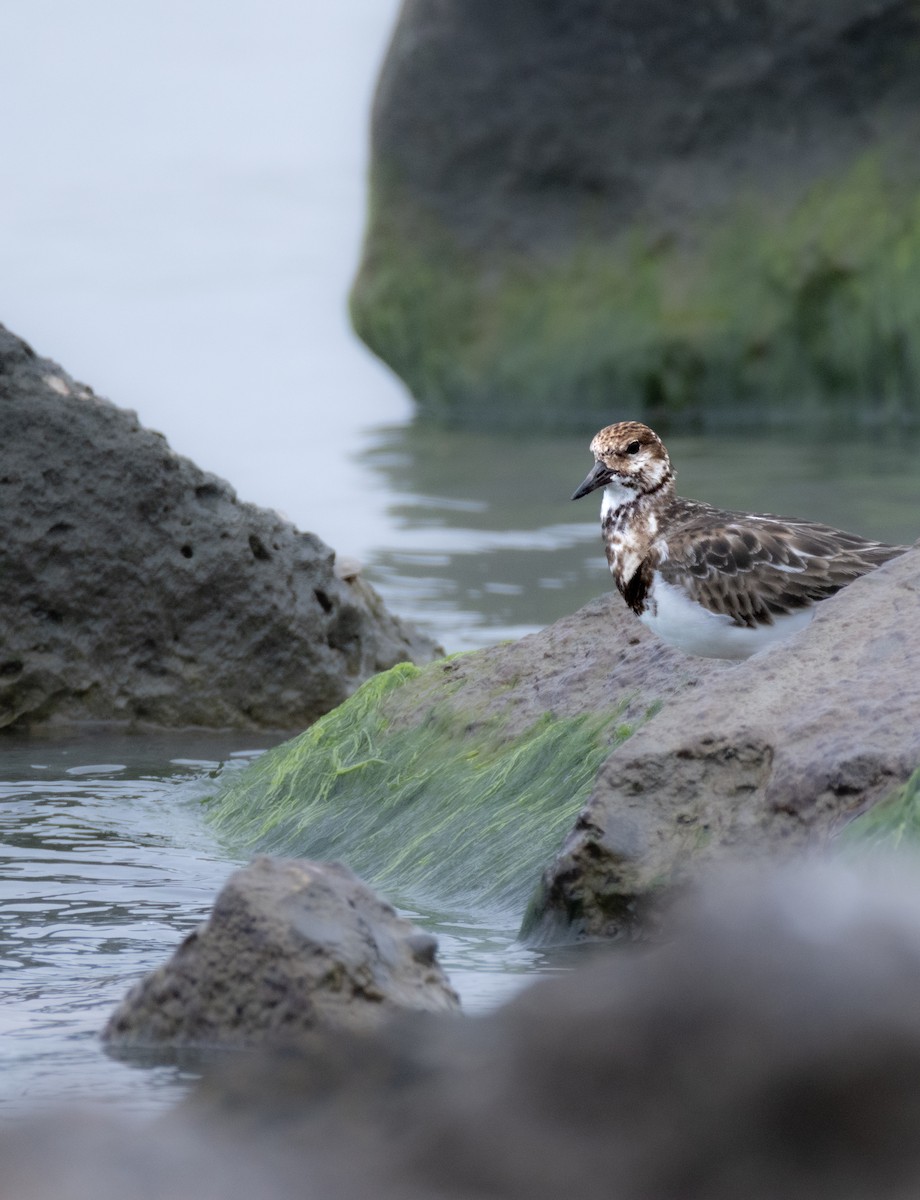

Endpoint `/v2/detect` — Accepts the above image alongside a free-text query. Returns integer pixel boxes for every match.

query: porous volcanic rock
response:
[0,325,439,731]
[525,544,920,941]
[12,861,920,1200]
[103,856,459,1050]
[352,0,920,429]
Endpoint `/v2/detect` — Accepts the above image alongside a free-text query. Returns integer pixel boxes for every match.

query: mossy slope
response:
[352,156,920,431]
[208,660,633,920]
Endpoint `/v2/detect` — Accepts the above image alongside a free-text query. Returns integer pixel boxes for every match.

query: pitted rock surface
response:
[103,857,459,1048]
[0,325,439,730]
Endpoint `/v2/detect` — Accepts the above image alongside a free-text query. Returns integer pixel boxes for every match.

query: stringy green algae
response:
[207,662,632,920]
[838,768,920,854]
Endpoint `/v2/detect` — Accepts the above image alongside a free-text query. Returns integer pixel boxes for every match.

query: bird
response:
[571,421,908,660]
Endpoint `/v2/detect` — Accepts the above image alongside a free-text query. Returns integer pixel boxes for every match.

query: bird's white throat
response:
[600,479,638,519]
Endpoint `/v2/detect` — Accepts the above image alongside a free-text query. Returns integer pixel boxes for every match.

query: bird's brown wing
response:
[657,505,906,629]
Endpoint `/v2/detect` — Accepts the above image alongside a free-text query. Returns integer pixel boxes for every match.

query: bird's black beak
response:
[571,461,611,501]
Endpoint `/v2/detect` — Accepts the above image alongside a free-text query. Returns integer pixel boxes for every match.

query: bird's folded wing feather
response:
[657,512,905,629]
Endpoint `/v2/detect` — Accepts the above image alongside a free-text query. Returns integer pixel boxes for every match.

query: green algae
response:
[351,154,920,431]
[837,768,920,854]
[206,662,633,920]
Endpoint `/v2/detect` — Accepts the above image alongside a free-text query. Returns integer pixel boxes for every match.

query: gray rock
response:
[102,856,459,1049]
[526,544,920,940]
[0,325,440,731]
[368,0,920,251]
[381,588,728,740]
[205,591,729,918]
[11,860,920,1200]
[352,0,920,428]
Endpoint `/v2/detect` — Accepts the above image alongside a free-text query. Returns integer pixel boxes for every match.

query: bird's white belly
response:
[640,575,815,660]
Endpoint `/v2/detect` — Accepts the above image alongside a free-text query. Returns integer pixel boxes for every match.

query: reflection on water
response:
[359,423,920,651]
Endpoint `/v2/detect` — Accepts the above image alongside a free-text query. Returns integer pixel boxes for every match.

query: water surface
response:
[2,0,919,1123]
[0,732,563,1114]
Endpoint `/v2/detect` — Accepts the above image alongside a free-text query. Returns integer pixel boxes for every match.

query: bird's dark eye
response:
[625,440,641,455]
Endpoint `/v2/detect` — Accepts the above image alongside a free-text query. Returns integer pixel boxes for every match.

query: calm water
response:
[361,421,920,650]
[2,0,920,1119]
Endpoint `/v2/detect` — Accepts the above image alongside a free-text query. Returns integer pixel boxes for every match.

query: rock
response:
[208,540,920,942]
[0,1113,274,1200]
[195,860,920,1200]
[0,325,440,731]
[352,0,920,429]
[11,860,920,1200]
[525,544,920,940]
[207,593,727,917]
[102,856,459,1050]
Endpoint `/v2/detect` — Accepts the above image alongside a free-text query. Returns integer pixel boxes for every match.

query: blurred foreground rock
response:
[353,0,920,429]
[103,857,459,1050]
[0,325,439,731]
[9,861,920,1199]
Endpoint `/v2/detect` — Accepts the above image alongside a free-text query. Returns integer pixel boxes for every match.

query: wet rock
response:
[526,545,920,940]
[0,324,440,731]
[102,856,459,1050]
[11,860,920,1200]
[352,0,920,429]
[379,587,727,740]
[207,539,920,941]
[207,593,728,916]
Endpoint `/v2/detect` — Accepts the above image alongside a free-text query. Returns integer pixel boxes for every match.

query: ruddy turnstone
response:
[572,421,908,660]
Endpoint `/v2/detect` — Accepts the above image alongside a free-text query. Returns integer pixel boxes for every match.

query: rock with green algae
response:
[839,768,920,854]
[352,1,920,431]
[208,546,920,946]
[207,593,725,921]
[525,545,920,943]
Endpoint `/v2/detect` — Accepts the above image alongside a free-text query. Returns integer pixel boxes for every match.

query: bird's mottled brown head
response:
[572,422,673,501]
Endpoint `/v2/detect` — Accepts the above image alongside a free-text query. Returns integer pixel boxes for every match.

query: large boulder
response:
[525,544,920,940]
[352,0,920,430]
[190,861,920,1200]
[103,856,459,1050]
[0,325,439,731]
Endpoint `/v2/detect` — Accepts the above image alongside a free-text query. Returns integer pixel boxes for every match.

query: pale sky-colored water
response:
[0,0,409,560]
